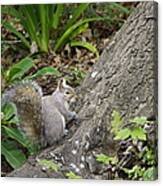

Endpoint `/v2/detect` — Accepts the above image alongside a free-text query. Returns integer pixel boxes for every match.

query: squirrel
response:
[2,78,78,147]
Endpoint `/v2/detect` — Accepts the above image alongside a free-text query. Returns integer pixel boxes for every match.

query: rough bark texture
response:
[7,1,158,179]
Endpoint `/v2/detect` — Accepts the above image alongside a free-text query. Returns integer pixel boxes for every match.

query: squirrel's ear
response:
[62,78,67,88]
[58,78,66,91]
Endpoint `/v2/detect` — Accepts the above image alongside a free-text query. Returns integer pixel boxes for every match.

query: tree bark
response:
[7,1,158,179]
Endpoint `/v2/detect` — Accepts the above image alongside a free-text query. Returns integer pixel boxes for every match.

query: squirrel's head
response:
[57,78,78,103]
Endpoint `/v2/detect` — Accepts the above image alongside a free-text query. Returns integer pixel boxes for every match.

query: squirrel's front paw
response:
[67,111,78,121]
[64,129,69,136]
[72,111,78,120]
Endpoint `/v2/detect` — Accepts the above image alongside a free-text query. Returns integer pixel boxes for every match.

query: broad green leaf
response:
[2,125,37,154]
[2,22,30,48]
[70,41,99,58]
[130,116,148,125]
[2,126,30,148]
[6,57,34,82]
[114,128,131,140]
[1,141,26,169]
[1,102,18,124]
[27,67,61,79]
[66,171,82,179]
[131,127,146,141]
[38,159,59,172]
[6,67,22,82]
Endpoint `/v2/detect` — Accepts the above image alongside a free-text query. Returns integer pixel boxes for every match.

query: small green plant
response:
[2,4,106,54]
[66,67,86,85]
[140,147,156,166]
[69,40,99,58]
[2,57,61,87]
[123,165,156,181]
[111,111,148,141]
[96,153,118,165]
[1,102,37,169]
[38,159,59,172]
[114,126,146,141]
[109,111,157,180]
[65,171,82,179]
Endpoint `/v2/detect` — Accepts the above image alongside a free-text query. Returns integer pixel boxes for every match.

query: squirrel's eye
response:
[65,91,70,95]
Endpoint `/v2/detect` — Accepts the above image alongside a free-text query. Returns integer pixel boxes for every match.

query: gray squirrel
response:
[2,79,78,147]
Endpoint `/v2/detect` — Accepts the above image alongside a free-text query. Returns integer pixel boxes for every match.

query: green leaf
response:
[1,141,26,169]
[64,3,89,30]
[2,126,30,148]
[66,171,82,179]
[129,116,148,126]
[131,127,146,141]
[111,2,130,14]
[2,22,30,48]
[54,17,106,52]
[114,128,131,140]
[19,6,38,43]
[96,154,118,165]
[143,167,157,181]
[38,159,59,172]
[111,110,123,135]
[6,57,34,82]
[1,6,21,18]
[38,4,49,52]
[69,23,89,39]
[2,102,17,122]
[70,41,99,58]
[122,165,143,179]
[51,4,64,29]
[27,67,61,79]
[2,125,37,154]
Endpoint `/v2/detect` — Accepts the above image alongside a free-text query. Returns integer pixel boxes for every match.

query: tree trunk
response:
[7,1,158,179]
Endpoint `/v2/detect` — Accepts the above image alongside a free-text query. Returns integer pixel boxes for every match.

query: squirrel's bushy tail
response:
[2,80,43,146]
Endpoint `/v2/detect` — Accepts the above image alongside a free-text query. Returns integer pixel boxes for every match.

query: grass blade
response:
[1,5,21,19]
[64,3,89,30]
[54,17,106,52]
[19,6,38,44]
[2,22,30,48]
[38,4,49,52]
[111,2,130,14]
[51,4,64,29]
[70,41,99,58]
[70,23,88,39]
